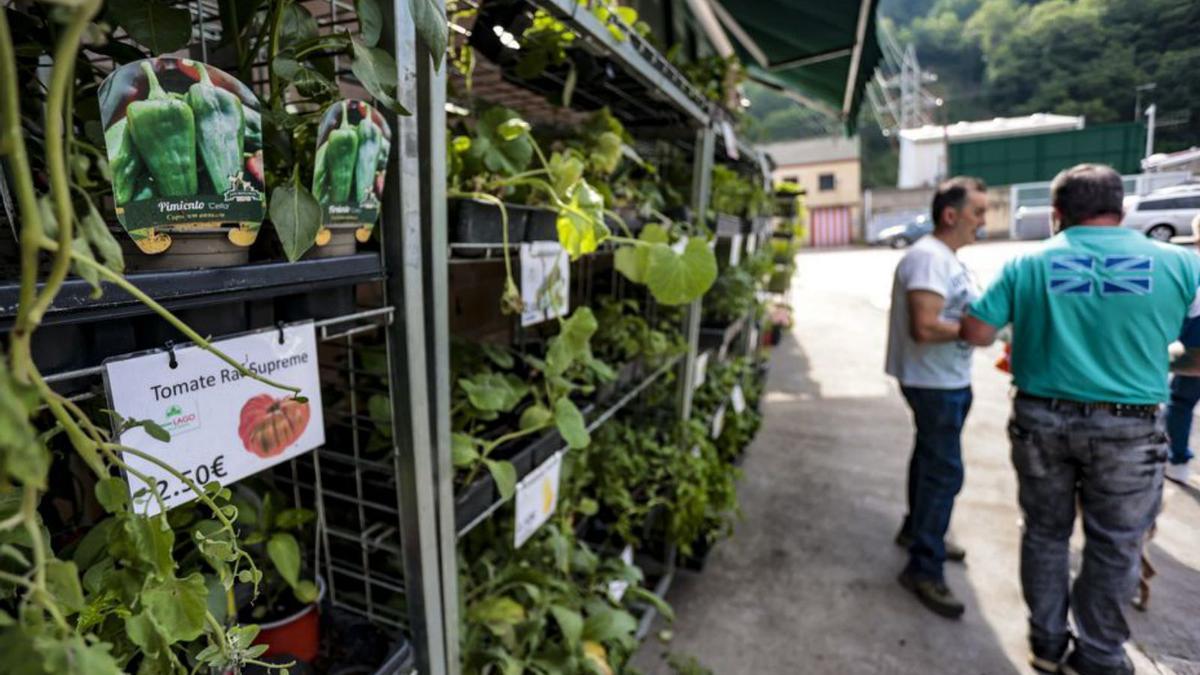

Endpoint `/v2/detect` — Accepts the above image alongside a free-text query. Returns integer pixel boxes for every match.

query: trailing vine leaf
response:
[459,372,529,413]
[106,0,192,54]
[482,458,517,500]
[44,560,85,614]
[613,223,668,285]
[465,107,534,177]
[550,604,583,649]
[270,184,322,262]
[142,574,208,642]
[77,198,124,273]
[555,180,608,259]
[519,404,553,431]
[356,0,383,47]
[31,634,122,675]
[0,362,48,489]
[409,0,449,70]
[351,41,411,115]
[452,433,480,468]
[273,57,337,98]
[581,604,637,644]
[545,307,598,376]
[554,398,589,449]
[644,238,717,305]
[548,151,584,195]
[468,595,526,639]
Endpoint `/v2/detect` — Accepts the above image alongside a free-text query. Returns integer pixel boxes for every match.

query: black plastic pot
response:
[526,427,565,467]
[455,475,496,532]
[595,359,642,404]
[680,536,715,572]
[521,205,558,242]
[304,227,358,259]
[118,228,250,272]
[449,197,526,250]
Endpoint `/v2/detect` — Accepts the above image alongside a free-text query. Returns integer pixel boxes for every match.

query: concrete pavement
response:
[630,242,1200,675]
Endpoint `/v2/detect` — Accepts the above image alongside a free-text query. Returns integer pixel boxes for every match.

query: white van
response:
[1122,185,1200,241]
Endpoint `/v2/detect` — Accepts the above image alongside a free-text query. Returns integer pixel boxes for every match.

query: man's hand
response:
[1171,347,1200,376]
[960,314,999,346]
[907,290,961,343]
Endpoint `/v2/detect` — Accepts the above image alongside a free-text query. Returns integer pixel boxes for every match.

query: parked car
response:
[876,215,933,248]
[1122,184,1200,241]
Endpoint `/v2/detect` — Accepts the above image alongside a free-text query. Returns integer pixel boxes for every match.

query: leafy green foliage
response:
[463,106,535,178]
[704,264,758,325]
[269,184,323,262]
[106,0,192,54]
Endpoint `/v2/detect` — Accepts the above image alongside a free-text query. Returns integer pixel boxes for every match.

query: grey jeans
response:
[1008,397,1167,669]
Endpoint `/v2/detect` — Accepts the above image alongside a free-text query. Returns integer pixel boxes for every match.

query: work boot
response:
[895,528,967,562]
[1060,650,1133,675]
[897,571,965,619]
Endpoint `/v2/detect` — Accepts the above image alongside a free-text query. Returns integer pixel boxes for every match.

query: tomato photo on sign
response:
[238,394,311,458]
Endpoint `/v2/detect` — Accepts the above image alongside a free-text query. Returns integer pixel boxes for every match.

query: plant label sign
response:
[98,58,265,244]
[103,323,325,515]
[729,234,743,266]
[721,120,739,160]
[312,100,392,239]
[711,403,727,440]
[731,384,747,414]
[746,233,758,255]
[514,451,564,548]
[693,352,709,390]
[520,242,570,326]
[607,545,636,603]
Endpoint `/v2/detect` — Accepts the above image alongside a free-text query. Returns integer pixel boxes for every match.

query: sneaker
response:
[1030,652,1065,673]
[1060,650,1132,675]
[895,530,967,562]
[897,571,965,619]
[1165,461,1191,485]
[1030,636,1070,674]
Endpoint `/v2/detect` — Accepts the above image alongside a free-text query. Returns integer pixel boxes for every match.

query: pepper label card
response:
[98,57,265,234]
[103,323,324,516]
[312,100,392,234]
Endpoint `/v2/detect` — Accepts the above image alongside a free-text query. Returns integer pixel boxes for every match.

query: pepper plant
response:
[0,2,315,670]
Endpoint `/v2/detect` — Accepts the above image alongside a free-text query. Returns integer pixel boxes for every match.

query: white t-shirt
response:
[884,235,980,389]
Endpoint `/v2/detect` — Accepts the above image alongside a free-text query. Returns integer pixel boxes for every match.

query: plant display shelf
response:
[455,354,683,538]
[698,312,749,358]
[514,0,712,128]
[0,253,383,329]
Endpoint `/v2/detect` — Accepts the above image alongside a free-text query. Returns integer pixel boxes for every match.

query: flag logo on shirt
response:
[1047,254,1153,297]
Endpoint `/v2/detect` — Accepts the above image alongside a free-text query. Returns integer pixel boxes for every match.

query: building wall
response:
[898,136,947,189]
[773,158,861,210]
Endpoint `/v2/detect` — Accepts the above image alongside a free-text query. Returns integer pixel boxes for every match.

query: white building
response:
[897,113,1085,188]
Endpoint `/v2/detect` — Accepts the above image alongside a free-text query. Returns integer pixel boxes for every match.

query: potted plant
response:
[232,487,324,663]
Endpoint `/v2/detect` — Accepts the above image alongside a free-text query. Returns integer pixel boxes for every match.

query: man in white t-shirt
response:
[885,177,987,619]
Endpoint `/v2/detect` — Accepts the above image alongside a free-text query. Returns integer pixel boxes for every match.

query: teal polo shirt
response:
[969,227,1200,404]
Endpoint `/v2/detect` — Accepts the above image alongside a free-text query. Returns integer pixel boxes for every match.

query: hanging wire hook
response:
[165,340,178,369]
[277,321,287,344]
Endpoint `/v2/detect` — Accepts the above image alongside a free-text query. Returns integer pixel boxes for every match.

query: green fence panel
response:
[948,122,1145,186]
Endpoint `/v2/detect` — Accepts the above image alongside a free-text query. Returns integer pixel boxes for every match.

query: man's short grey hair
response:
[931,176,986,228]
[1051,164,1124,228]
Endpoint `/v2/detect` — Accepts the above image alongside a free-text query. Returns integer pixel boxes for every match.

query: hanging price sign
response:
[514,451,564,548]
[607,546,636,602]
[731,384,747,414]
[711,403,727,439]
[103,323,325,515]
[521,241,570,326]
[693,352,709,390]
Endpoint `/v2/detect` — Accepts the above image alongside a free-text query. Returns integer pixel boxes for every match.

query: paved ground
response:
[631,241,1200,675]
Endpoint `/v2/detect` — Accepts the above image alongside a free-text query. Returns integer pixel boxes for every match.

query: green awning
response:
[701,0,882,131]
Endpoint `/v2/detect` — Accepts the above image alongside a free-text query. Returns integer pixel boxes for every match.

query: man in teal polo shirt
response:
[961,164,1200,675]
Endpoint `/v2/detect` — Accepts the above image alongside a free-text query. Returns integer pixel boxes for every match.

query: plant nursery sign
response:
[98,58,265,238]
[103,323,325,515]
[731,384,747,414]
[514,450,564,548]
[520,241,570,326]
[312,100,392,240]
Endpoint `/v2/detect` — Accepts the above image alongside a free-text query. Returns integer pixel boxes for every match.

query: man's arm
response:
[960,313,1000,346]
[907,290,961,343]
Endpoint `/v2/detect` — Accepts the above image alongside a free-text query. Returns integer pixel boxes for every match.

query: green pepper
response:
[127,62,197,197]
[354,115,384,204]
[186,62,245,194]
[312,102,359,205]
[244,107,262,153]
[104,117,143,206]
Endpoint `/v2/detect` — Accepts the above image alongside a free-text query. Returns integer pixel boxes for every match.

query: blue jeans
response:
[900,385,972,583]
[1009,398,1167,670]
[1165,375,1200,465]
